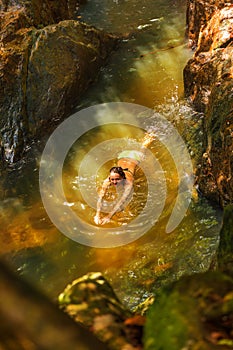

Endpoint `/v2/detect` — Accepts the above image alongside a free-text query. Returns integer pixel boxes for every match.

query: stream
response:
[1,0,222,309]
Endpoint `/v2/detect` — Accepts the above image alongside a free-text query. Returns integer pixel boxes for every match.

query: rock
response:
[0,5,118,163]
[0,0,79,26]
[58,272,144,350]
[217,205,233,274]
[26,20,117,135]
[184,5,233,205]
[144,271,233,350]
[186,0,231,49]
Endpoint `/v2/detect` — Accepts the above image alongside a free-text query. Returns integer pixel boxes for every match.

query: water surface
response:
[1,0,222,308]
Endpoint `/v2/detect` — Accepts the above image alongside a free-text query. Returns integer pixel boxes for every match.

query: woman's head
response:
[109,166,126,185]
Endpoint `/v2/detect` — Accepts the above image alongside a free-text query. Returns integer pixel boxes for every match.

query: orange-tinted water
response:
[1,0,222,307]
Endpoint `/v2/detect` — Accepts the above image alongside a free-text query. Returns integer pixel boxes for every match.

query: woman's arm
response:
[94,179,109,225]
[100,180,133,225]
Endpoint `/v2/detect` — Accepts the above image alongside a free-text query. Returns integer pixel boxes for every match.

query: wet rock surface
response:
[0,1,118,163]
[184,2,233,205]
[186,0,232,49]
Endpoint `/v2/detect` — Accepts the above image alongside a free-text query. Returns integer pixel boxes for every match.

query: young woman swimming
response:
[94,134,154,225]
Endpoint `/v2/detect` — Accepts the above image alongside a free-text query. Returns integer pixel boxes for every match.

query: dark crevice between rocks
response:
[219,37,233,49]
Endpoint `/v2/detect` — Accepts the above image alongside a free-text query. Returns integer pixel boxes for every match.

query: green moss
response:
[144,285,204,350]
[144,272,233,350]
[217,205,233,274]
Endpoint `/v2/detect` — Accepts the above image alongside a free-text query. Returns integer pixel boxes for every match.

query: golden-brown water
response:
[62,122,177,230]
[1,0,222,307]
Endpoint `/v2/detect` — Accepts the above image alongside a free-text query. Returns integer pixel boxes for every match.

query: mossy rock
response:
[58,272,144,350]
[217,205,233,275]
[144,271,233,350]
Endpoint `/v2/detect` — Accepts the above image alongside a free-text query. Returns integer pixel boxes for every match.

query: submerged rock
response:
[0,3,118,163]
[184,4,233,205]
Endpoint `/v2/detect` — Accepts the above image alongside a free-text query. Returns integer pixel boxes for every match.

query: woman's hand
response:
[94,214,102,225]
[100,216,111,225]
[94,214,111,225]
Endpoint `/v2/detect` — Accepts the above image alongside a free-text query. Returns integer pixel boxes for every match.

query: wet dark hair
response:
[109,166,126,179]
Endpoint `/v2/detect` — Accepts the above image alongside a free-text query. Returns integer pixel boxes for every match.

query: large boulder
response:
[186,0,231,49]
[0,3,118,163]
[0,0,79,26]
[184,4,233,205]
